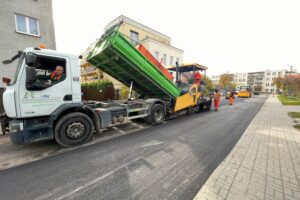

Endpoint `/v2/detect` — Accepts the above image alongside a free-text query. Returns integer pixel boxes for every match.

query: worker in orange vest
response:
[229,91,235,105]
[213,89,221,111]
[50,65,65,84]
[194,71,202,85]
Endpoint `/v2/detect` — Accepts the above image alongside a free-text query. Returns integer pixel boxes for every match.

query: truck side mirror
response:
[25,54,37,66]
[26,67,37,84]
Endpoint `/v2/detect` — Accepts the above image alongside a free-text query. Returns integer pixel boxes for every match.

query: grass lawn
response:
[294,124,300,131]
[289,112,300,119]
[278,95,300,105]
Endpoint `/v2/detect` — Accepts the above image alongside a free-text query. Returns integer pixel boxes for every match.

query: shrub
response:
[81,80,113,91]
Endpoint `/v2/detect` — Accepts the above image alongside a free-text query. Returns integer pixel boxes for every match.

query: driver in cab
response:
[37,65,66,84]
[50,65,65,84]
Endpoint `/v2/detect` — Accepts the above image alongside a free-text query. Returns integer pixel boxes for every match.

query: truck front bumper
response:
[9,119,53,145]
[9,120,25,145]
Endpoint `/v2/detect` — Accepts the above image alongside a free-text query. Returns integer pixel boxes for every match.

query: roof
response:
[141,37,184,53]
[25,48,78,60]
[286,74,300,78]
[104,15,171,41]
[168,63,208,72]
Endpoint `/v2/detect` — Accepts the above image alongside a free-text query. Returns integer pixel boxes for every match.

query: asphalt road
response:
[0,95,267,200]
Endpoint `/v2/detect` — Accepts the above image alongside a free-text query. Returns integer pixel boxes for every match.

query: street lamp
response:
[287,65,293,96]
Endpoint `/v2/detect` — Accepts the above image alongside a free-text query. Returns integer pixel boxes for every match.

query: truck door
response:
[18,54,72,118]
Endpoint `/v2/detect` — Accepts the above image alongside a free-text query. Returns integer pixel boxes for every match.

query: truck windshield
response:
[10,52,25,85]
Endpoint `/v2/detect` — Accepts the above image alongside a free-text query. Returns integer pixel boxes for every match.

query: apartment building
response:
[210,69,292,93]
[264,70,286,93]
[211,73,237,87]
[81,15,184,86]
[80,49,123,89]
[247,71,265,92]
[104,15,184,67]
[233,73,248,88]
[0,0,56,87]
[211,75,221,86]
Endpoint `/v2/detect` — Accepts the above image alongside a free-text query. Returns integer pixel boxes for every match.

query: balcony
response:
[81,67,98,76]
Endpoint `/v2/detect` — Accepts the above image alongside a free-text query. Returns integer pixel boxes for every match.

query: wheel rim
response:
[66,122,85,139]
[154,109,163,122]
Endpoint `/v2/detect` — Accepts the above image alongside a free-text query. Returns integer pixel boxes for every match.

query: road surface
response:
[0,95,267,200]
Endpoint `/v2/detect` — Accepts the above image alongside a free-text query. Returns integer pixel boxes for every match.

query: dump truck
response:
[1,27,211,147]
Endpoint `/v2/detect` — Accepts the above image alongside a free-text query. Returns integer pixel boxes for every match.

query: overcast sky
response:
[52,0,300,76]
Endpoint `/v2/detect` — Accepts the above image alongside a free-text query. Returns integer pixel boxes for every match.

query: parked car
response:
[254,91,260,95]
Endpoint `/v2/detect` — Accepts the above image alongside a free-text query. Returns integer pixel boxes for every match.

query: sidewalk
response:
[194,95,300,200]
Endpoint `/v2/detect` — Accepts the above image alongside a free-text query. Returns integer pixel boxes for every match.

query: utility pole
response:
[287,65,293,96]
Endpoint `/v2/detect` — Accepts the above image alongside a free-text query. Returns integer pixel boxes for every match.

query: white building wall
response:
[210,75,221,86]
[264,70,286,93]
[211,69,288,93]
[234,73,248,87]
[141,38,183,67]
[0,0,56,87]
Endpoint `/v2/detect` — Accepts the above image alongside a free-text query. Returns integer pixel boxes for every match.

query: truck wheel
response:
[145,104,165,124]
[54,112,93,147]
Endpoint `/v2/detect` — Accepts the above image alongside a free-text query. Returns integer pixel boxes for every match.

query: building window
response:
[267,73,270,76]
[278,72,281,75]
[15,14,39,36]
[271,83,274,87]
[266,83,269,87]
[266,78,270,81]
[170,56,174,65]
[272,72,276,75]
[265,89,269,92]
[163,54,167,65]
[154,51,159,61]
[130,30,139,45]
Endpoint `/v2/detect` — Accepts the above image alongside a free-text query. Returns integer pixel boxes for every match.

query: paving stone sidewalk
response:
[194,95,300,200]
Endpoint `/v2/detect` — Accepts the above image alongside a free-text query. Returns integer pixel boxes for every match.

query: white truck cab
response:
[1,48,160,147]
[2,48,96,146]
[4,48,81,119]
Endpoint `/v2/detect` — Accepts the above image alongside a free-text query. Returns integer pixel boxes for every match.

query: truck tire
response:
[145,104,165,124]
[54,112,93,147]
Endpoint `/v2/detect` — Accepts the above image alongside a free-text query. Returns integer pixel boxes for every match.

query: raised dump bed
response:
[136,44,174,81]
[87,29,181,100]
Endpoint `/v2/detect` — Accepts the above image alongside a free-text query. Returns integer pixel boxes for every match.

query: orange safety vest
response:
[214,92,221,101]
[51,71,62,81]
[194,72,201,84]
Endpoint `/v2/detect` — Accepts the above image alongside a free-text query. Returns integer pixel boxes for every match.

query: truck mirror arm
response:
[2,51,22,64]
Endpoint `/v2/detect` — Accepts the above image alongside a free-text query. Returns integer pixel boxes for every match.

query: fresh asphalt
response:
[0,95,267,200]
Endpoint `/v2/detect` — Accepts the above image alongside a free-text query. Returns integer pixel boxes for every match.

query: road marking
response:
[140,140,164,148]
[54,156,142,200]
[131,122,145,129]
[112,126,126,134]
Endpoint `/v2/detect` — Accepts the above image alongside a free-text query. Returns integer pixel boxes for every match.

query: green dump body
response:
[87,30,181,99]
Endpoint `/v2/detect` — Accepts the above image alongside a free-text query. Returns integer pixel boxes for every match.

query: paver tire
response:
[205,101,211,111]
[54,112,93,147]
